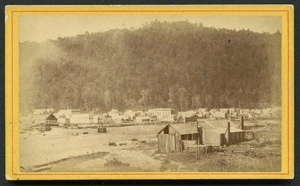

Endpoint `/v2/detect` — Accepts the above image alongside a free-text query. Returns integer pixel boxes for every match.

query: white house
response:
[211,110,226,119]
[32,108,54,115]
[124,110,136,119]
[148,108,174,122]
[56,109,72,118]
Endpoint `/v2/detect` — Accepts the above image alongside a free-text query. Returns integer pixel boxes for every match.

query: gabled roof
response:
[171,123,198,134]
[197,119,239,128]
[29,113,56,125]
[197,119,243,134]
[157,123,198,135]
[46,113,57,121]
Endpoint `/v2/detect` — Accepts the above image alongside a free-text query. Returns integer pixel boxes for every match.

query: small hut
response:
[157,123,200,153]
[197,119,244,146]
[98,116,107,133]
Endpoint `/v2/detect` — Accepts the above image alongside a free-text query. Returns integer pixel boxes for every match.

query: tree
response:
[138,89,150,109]
[168,86,177,109]
[192,94,201,109]
[19,20,281,113]
[178,87,189,111]
[103,90,112,111]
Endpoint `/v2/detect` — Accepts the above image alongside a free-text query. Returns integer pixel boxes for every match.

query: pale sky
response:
[19,15,282,42]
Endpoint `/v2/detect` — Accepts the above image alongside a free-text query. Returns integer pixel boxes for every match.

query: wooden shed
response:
[157,123,200,153]
[197,119,244,146]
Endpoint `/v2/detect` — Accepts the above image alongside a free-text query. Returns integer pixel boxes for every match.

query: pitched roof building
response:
[156,118,245,153]
[157,123,200,153]
[197,119,244,146]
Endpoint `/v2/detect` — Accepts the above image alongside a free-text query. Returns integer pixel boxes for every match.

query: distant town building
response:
[148,108,174,122]
[27,113,58,127]
[69,113,95,125]
[32,108,54,115]
[108,109,119,117]
[124,110,136,119]
[135,116,152,124]
[56,109,73,118]
[45,114,58,126]
[210,110,226,119]
[197,108,208,114]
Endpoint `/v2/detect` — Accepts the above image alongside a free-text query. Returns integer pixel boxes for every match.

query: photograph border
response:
[5,5,294,180]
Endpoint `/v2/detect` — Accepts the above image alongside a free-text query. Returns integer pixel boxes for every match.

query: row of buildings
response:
[21,108,175,129]
[21,107,281,130]
[178,107,281,122]
[156,118,253,153]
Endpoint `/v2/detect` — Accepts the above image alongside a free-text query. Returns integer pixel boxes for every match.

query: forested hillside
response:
[19,21,281,114]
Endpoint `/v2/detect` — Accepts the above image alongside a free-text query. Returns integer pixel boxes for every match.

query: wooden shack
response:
[98,117,107,133]
[157,123,200,153]
[197,119,244,146]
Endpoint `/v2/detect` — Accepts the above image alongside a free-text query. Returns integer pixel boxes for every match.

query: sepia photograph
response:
[5,5,294,180]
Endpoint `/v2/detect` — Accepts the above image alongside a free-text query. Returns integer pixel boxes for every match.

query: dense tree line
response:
[19,21,281,114]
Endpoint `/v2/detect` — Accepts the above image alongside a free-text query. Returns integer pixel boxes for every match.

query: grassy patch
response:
[159,159,178,172]
[108,142,117,146]
[104,158,130,168]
